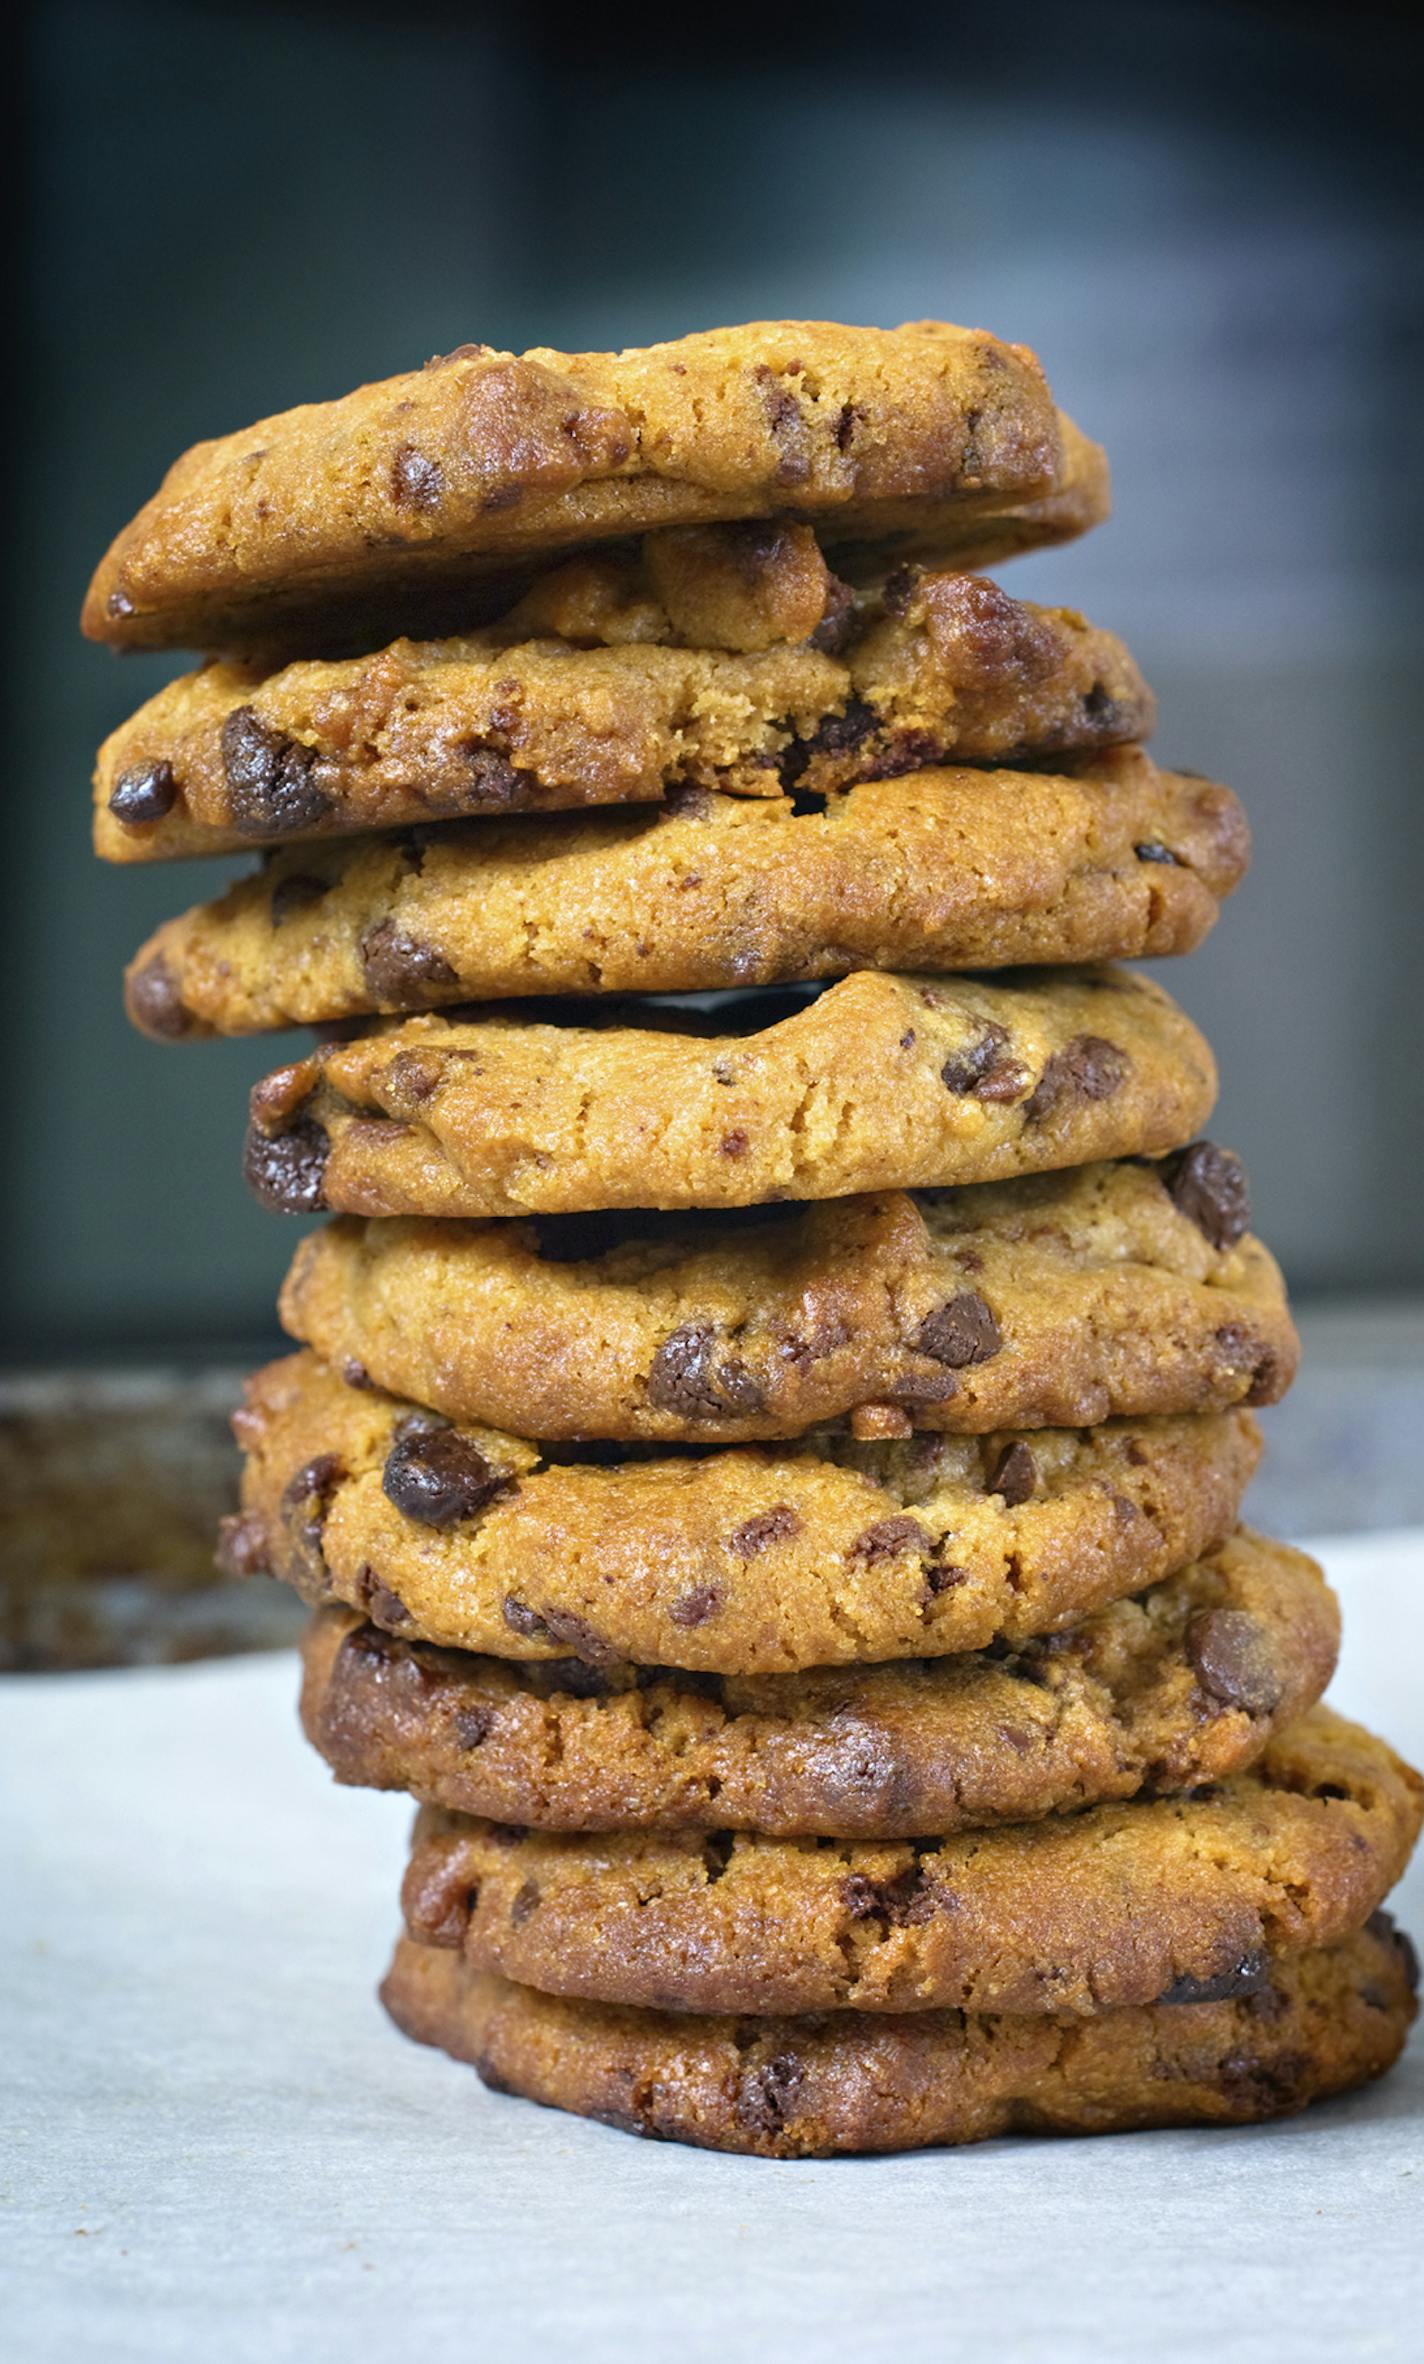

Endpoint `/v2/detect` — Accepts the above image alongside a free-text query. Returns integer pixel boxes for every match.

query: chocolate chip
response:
[461,747,527,808]
[1159,1952,1269,2006]
[646,1324,765,1418]
[221,707,335,836]
[669,1584,724,1627]
[720,1129,750,1158]
[500,1596,614,1666]
[851,1515,932,1564]
[796,695,879,762]
[126,952,193,1039]
[808,575,857,655]
[382,1422,510,1528]
[833,402,862,454]
[1135,840,1181,865]
[1186,1607,1283,1715]
[1217,2048,1312,2113]
[989,1442,1037,1506]
[922,1561,967,1600]
[1024,1035,1129,1122]
[279,1453,344,1571]
[341,1358,375,1390]
[243,1116,330,1213]
[108,759,177,824]
[939,1024,1027,1101]
[1161,1141,1250,1250]
[755,367,812,486]
[363,1576,414,1632]
[915,1292,1002,1368]
[357,920,459,1008]
[1082,682,1120,724]
[735,2052,806,2140]
[509,1879,540,1927]
[730,1506,801,1557]
[841,1865,937,1927]
[214,1510,270,1581]
[269,871,329,926]
[391,444,445,509]
[453,1704,494,1749]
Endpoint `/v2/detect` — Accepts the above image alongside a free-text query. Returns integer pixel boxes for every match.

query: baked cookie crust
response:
[239,967,1219,1218]
[299,1530,1337,1837]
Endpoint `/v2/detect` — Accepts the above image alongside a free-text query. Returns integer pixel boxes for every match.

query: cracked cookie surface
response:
[226,1350,1259,1674]
[381,1915,1418,2155]
[300,1530,1337,1837]
[125,754,1243,1037]
[95,560,1153,863]
[397,1708,1423,2016]
[82,323,1098,654]
[239,966,1218,1218]
[279,1151,1294,1443]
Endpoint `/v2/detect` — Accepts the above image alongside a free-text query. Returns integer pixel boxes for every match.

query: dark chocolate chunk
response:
[669,1584,724,1628]
[461,746,527,808]
[108,759,177,824]
[939,1023,1027,1101]
[1161,1141,1250,1250]
[988,1441,1037,1506]
[358,921,459,1007]
[382,1421,510,1528]
[1159,1952,1270,2006]
[729,1506,801,1558]
[279,1452,344,1570]
[1134,840,1181,865]
[647,1324,764,1418]
[242,1116,330,1213]
[221,707,335,836]
[914,1291,1002,1369]
[1024,1035,1129,1122]
[500,1596,614,1666]
[126,952,194,1039]
[1186,1607,1283,1715]
[851,1515,932,1564]
[735,2052,806,2140]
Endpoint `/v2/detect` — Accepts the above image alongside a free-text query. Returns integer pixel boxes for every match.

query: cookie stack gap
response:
[89,322,1422,2157]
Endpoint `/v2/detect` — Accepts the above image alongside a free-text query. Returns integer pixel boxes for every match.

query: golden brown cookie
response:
[95,561,1153,864]
[299,1531,1338,1837]
[381,1914,1418,2156]
[238,967,1218,1218]
[279,1152,1295,1444]
[81,323,1098,653]
[224,1350,1260,1675]
[124,755,1243,1039]
[398,1709,1423,2017]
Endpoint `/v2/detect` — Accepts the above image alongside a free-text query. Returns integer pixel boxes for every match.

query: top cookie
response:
[81,323,1097,654]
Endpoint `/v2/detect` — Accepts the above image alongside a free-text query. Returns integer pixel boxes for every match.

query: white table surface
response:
[5,1530,1423,2364]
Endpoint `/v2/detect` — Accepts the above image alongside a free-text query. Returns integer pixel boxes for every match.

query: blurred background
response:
[5,0,1422,1578]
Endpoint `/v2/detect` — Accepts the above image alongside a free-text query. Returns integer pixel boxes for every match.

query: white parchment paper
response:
[5,1531,1422,2364]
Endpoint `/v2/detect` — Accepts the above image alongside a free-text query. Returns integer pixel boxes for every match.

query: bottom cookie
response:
[381,1913,1418,2157]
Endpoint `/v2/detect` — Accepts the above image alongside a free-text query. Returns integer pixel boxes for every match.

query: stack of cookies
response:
[87,323,1421,2156]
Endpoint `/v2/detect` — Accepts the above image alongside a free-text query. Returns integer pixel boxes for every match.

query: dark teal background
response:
[9,0,1422,1354]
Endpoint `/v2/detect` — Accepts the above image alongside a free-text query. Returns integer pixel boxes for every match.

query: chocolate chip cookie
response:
[300,1530,1337,1837]
[82,323,1099,654]
[237,967,1218,1218]
[398,1708,1423,2015]
[381,1914,1418,2155]
[279,1152,1294,1443]
[96,560,1153,863]
[225,1350,1259,1674]
[125,755,1244,1038]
